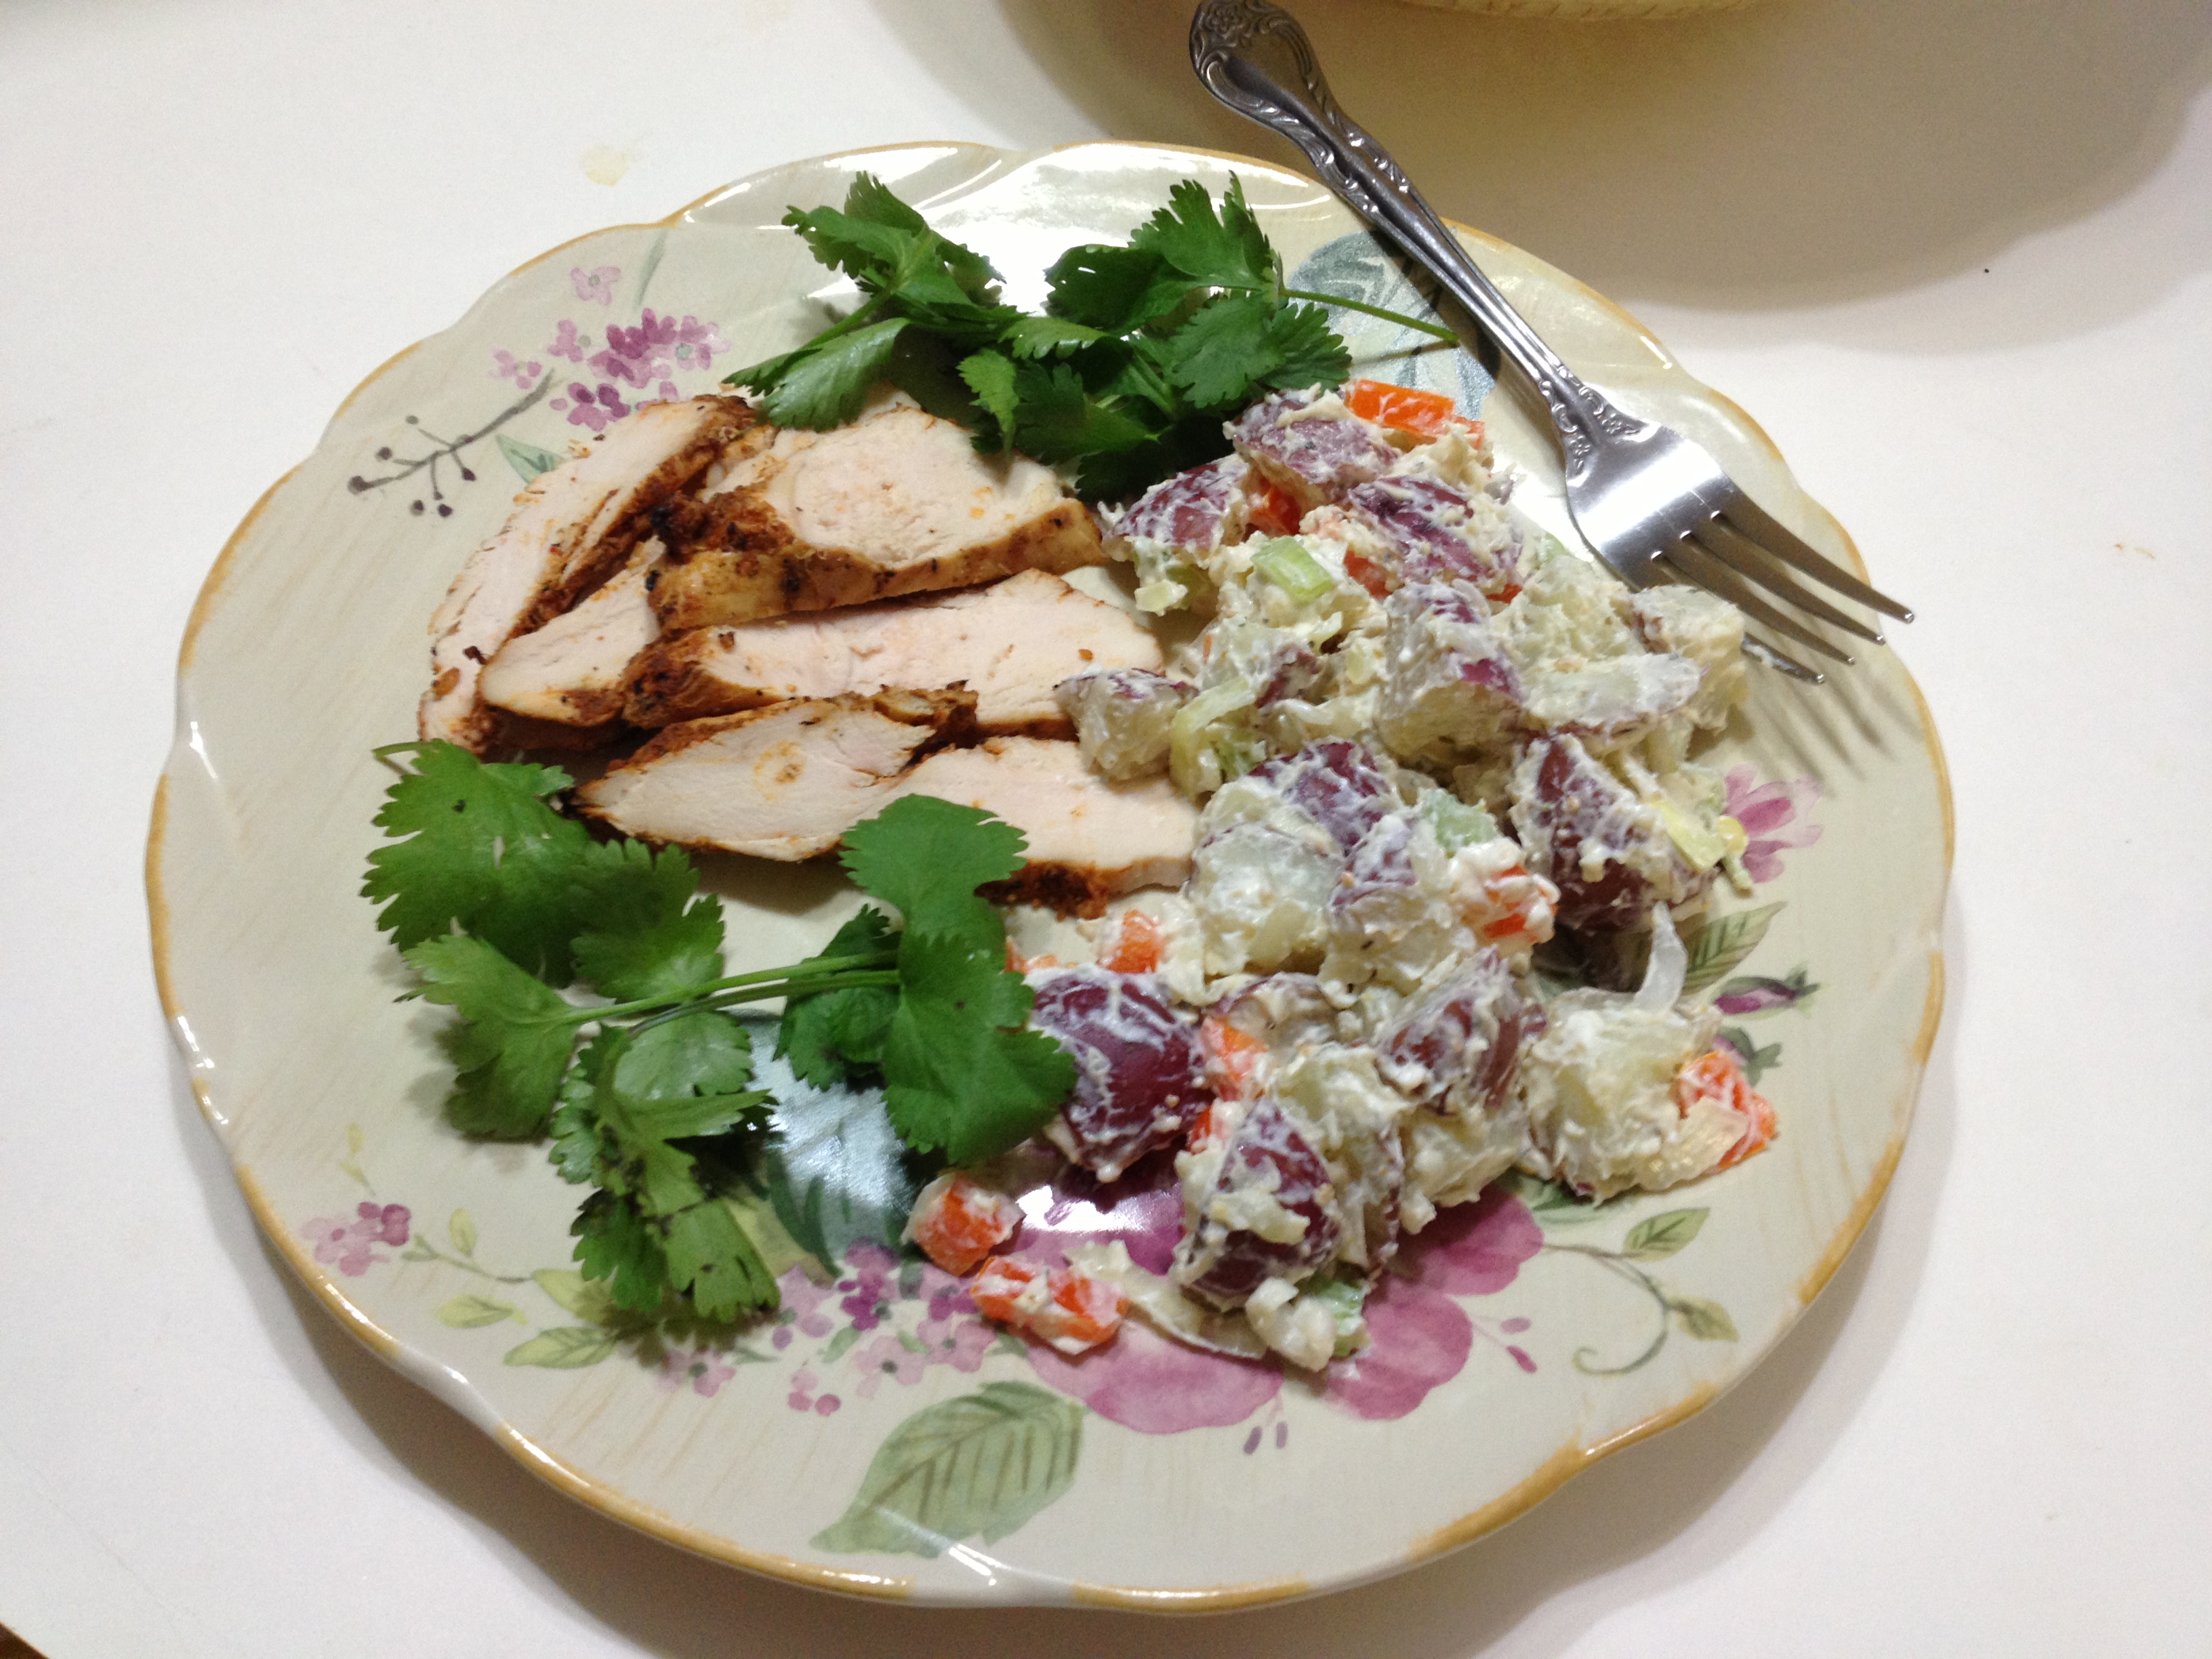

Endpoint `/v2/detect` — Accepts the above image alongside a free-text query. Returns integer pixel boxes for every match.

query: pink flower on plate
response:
[775,1266,836,1338]
[571,264,621,305]
[1723,766,1824,884]
[657,1346,737,1398]
[489,349,543,390]
[1324,1187,1542,1421]
[550,381,631,433]
[853,1333,930,1398]
[548,319,592,363]
[301,1201,411,1277]
[589,308,731,390]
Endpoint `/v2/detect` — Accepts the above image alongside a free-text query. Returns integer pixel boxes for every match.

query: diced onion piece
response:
[1168,674,1257,794]
[1658,797,1729,872]
[1633,905,1687,1012]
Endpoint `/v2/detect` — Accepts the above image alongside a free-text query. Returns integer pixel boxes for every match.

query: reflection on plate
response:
[148,142,1949,1608]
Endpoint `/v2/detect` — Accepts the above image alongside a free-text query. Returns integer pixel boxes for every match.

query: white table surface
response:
[4,1,2208,1653]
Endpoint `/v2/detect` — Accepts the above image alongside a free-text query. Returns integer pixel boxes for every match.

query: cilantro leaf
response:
[1165,292,1288,409]
[572,1191,667,1313]
[778,908,900,1087]
[405,935,577,1137]
[1000,315,1107,359]
[753,316,911,428]
[1130,176,1274,292]
[1043,245,1191,333]
[880,932,1073,1165]
[570,838,724,1001]
[958,350,1020,448]
[555,1015,775,1317]
[362,742,591,981]
[1005,361,1156,469]
[1263,298,1353,392]
[838,795,1027,945]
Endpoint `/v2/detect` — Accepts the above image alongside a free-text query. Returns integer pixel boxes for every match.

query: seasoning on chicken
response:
[623,570,1158,733]
[476,541,662,738]
[419,394,753,753]
[648,402,1104,631]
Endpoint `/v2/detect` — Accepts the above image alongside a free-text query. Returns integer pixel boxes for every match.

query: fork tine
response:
[1720,492,1914,623]
[1742,635,1826,684]
[1696,517,1886,644]
[1664,541,1856,664]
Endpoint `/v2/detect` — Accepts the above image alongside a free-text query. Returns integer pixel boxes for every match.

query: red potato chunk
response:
[1377,581,1528,762]
[1057,668,1191,781]
[1378,948,1546,1116]
[1172,1094,1343,1309]
[1343,476,1520,596]
[1247,737,1397,853]
[1111,453,1249,557]
[1229,390,1401,511]
[1030,967,1211,1183]
[1507,735,1711,931]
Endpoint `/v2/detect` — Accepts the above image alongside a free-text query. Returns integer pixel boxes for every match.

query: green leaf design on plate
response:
[504,1326,620,1368]
[1681,903,1785,996]
[812,1382,1084,1557]
[532,1267,620,1327]
[435,1293,520,1328]
[449,1208,478,1257]
[497,433,566,483]
[821,1325,863,1364]
[1719,1025,1782,1086]
[1622,1208,1708,1261]
[1668,1296,1739,1342]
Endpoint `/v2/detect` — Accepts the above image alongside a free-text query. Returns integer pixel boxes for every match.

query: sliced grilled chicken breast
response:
[477,541,662,734]
[649,403,1103,631]
[895,738,1197,913]
[623,569,1160,733]
[420,394,752,752]
[573,689,975,859]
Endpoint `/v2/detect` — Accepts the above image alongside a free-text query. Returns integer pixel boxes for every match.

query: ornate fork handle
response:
[1191,0,1642,470]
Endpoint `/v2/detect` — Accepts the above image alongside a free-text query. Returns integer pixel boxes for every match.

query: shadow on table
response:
[867,0,2212,346]
[177,899,1966,1659]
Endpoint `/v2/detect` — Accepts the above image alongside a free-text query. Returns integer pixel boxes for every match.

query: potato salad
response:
[908,380,1780,1372]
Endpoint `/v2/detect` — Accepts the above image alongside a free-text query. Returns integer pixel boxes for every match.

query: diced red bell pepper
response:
[1200,1016,1267,1099]
[1673,1048,1779,1169]
[1097,910,1165,974]
[969,1256,1125,1355]
[1245,480,1305,538]
[1344,379,1483,441]
[904,1171,1021,1276]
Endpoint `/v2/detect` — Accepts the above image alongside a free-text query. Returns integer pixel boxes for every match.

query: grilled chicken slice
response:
[623,570,1161,733]
[420,394,753,752]
[648,403,1103,631]
[478,541,662,735]
[574,689,975,859]
[896,738,1197,914]
[575,705,1195,908]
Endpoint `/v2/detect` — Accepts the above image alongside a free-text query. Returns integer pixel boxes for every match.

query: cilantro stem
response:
[567,950,900,1025]
[1276,286,1460,343]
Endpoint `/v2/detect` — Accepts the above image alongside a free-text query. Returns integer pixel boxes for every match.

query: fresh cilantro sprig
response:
[363,742,1073,1322]
[726,173,1456,500]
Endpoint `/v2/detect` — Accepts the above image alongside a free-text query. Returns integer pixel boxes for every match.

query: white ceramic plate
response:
[149,141,1950,1610]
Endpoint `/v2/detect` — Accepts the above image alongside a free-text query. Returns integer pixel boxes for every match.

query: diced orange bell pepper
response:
[1200,1016,1267,1099]
[1344,379,1483,441]
[904,1171,1022,1276]
[970,1256,1125,1355]
[1099,910,1165,974]
[1673,1048,1778,1169]
[1245,480,1305,538]
[1343,549,1394,599]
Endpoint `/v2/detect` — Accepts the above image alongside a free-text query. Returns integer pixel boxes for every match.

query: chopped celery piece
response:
[1168,676,1257,794]
[1421,789,1498,853]
[1305,1273,1370,1358]
[1250,537,1334,603]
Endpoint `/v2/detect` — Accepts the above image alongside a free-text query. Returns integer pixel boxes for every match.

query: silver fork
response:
[1190,0,1912,683]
